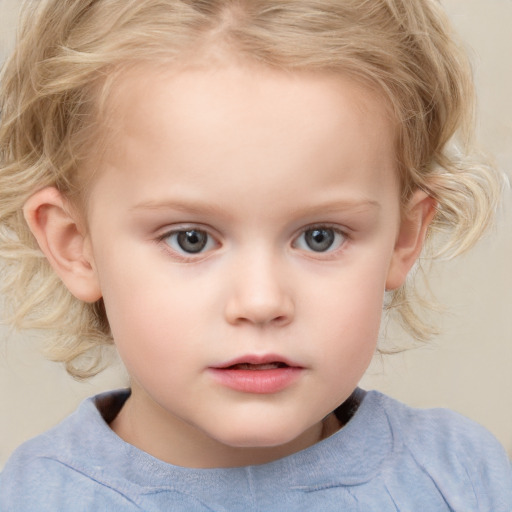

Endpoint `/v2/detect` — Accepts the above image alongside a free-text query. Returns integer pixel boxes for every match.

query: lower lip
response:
[208,367,303,394]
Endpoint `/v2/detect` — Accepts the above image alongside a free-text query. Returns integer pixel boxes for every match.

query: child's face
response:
[70,63,424,466]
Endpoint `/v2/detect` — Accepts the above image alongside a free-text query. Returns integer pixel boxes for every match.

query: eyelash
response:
[156,224,349,261]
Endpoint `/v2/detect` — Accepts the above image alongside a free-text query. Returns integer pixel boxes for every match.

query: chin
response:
[215,430,290,448]
[209,421,312,451]
[225,435,292,449]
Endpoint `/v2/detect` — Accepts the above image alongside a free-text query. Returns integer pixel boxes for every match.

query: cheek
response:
[305,255,388,327]
[96,253,219,374]
[93,254,170,351]
[303,258,389,368]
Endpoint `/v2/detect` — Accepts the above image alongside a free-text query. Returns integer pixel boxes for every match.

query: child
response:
[0,0,511,509]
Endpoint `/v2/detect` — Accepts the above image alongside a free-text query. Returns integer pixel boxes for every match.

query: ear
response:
[23,187,102,303]
[385,190,436,290]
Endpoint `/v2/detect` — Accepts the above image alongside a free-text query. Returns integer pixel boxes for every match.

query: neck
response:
[110,388,341,469]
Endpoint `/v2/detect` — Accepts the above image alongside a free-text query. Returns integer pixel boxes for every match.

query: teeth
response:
[231,362,286,370]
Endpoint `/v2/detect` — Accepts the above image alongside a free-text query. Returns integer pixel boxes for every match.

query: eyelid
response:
[156,222,219,240]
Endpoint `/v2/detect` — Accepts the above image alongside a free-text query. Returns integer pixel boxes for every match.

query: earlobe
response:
[385,190,437,291]
[23,187,102,303]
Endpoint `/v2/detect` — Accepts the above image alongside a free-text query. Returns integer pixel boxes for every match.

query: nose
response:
[224,252,295,327]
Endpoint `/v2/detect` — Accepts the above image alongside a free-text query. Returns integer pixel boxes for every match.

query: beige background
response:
[0,0,511,468]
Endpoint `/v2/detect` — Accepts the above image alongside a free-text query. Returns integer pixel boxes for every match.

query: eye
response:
[294,227,345,253]
[163,229,215,255]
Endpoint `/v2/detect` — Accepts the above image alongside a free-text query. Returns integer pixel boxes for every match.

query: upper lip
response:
[211,354,303,369]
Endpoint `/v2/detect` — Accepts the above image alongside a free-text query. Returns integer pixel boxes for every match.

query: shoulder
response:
[0,391,139,511]
[370,391,512,509]
[375,391,508,465]
[1,440,87,511]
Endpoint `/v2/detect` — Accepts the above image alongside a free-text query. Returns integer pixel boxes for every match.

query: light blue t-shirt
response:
[1,389,511,511]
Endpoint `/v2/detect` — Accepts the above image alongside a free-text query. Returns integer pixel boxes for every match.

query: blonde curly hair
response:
[0,0,503,378]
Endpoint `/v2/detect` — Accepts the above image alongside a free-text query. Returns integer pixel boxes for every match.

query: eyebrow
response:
[130,199,228,217]
[130,197,381,217]
[292,199,381,216]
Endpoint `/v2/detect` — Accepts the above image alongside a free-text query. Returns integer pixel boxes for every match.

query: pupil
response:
[177,230,207,253]
[306,228,334,252]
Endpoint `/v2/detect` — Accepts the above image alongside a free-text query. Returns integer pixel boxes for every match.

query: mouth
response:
[224,362,291,371]
[212,354,302,371]
[209,355,304,394]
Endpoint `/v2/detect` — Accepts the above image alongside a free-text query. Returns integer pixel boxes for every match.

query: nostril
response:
[223,284,295,326]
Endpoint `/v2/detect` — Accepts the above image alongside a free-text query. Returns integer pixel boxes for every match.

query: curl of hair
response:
[0,0,505,378]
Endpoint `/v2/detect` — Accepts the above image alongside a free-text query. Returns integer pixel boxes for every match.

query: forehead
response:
[106,61,394,134]
[87,62,399,214]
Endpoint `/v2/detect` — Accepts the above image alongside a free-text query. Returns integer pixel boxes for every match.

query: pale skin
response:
[24,61,435,469]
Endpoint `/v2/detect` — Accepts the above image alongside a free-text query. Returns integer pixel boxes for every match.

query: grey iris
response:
[304,228,335,252]
[177,230,208,253]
